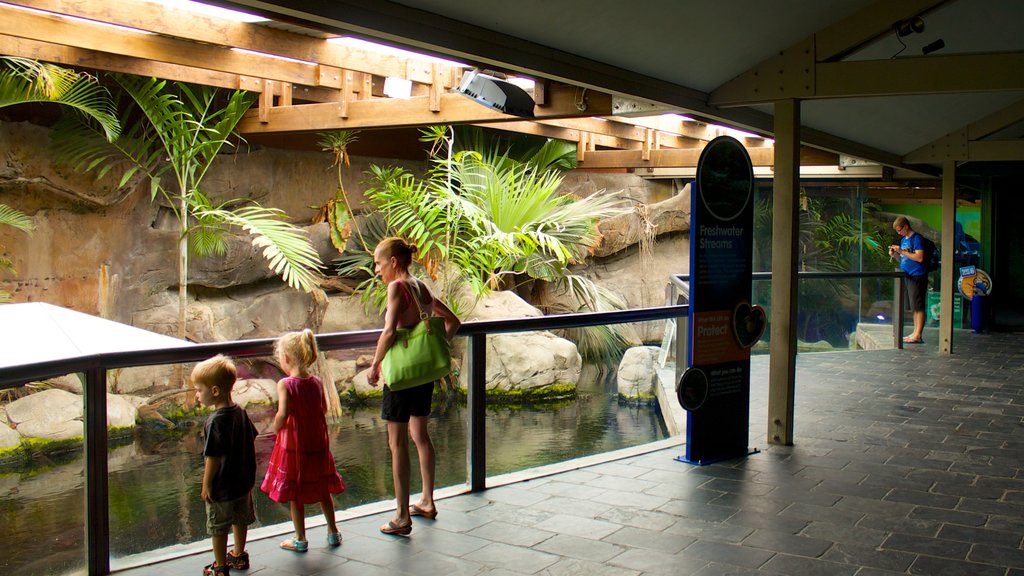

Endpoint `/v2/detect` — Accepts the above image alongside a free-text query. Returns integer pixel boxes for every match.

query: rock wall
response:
[1,118,690,351]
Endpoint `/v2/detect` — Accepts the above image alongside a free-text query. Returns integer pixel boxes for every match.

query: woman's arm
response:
[272,378,289,432]
[431,295,462,340]
[368,281,404,386]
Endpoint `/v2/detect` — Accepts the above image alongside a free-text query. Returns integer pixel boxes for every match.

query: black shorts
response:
[905,274,928,312]
[381,382,435,423]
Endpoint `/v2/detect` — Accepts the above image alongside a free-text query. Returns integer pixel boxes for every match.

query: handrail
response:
[669,270,907,350]
[0,303,689,576]
[0,305,686,389]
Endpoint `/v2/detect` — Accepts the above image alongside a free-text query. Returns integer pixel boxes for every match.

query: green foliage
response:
[0,204,34,300]
[51,75,323,297]
[0,58,118,301]
[340,125,629,359]
[0,57,119,141]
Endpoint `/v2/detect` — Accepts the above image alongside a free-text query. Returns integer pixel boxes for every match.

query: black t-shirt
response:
[203,404,258,502]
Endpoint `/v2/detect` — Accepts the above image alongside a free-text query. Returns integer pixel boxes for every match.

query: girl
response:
[367,237,461,536]
[261,329,346,551]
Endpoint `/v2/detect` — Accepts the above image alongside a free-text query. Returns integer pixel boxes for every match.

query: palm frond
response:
[206,205,324,293]
[0,204,34,233]
[0,57,120,141]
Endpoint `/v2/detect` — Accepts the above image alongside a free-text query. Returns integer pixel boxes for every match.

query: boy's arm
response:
[201,455,221,502]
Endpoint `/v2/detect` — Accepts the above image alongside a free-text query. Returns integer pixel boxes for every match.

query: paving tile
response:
[536,557,641,576]
[601,525,693,554]
[664,518,754,544]
[881,533,971,559]
[908,554,1007,576]
[533,514,622,540]
[465,521,556,548]
[390,550,485,576]
[533,533,625,562]
[760,553,859,576]
[463,542,560,574]
[725,510,808,534]
[678,540,774,568]
[740,529,832,558]
[907,505,988,526]
[528,495,615,518]
[967,543,1024,568]
[606,548,709,575]
[820,541,915,572]
[594,506,680,532]
[799,520,888,547]
[591,489,670,511]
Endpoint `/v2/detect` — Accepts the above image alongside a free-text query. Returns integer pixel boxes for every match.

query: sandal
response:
[203,562,230,575]
[379,520,412,536]
[327,531,342,547]
[409,504,438,519]
[279,537,308,552]
[226,550,249,570]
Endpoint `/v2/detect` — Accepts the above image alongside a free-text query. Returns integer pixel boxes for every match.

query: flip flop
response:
[409,504,438,519]
[279,537,308,552]
[903,337,924,344]
[380,520,412,536]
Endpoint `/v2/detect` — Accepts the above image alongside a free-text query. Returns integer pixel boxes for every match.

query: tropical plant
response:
[0,204,34,302]
[52,75,323,344]
[338,126,633,359]
[0,57,119,140]
[0,58,120,302]
[315,130,371,253]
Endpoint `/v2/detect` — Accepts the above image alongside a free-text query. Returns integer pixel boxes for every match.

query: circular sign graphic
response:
[677,367,709,412]
[696,136,754,222]
[958,268,993,301]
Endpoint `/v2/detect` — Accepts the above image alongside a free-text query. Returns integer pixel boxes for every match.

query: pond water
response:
[0,364,668,576]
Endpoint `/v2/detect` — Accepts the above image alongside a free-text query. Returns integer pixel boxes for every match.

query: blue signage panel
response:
[680,136,760,465]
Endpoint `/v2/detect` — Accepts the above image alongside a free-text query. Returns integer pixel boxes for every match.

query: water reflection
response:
[0,364,667,575]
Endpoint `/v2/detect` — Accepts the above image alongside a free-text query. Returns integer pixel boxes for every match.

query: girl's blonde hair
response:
[377,236,418,271]
[275,328,319,368]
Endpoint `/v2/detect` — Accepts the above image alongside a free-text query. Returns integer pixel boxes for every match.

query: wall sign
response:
[679,136,761,465]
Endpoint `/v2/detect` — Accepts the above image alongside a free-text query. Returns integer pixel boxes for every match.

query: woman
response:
[367,237,461,535]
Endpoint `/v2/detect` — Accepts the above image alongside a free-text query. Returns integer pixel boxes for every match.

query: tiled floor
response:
[117,329,1024,575]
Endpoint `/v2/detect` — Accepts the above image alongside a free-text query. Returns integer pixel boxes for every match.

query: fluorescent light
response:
[150,0,267,23]
[327,37,467,67]
[383,77,412,99]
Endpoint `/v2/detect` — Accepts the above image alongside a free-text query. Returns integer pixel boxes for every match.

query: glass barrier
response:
[1,375,87,576]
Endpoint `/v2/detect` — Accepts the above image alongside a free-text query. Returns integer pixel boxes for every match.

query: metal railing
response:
[669,270,908,351]
[0,304,688,576]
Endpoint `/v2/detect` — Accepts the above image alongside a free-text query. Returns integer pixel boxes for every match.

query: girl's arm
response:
[368,281,404,386]
[272,378,290,432]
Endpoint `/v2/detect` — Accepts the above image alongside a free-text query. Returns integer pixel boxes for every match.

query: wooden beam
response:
[0,33,349,101]
[815,53,1024,99]
[0,4,340,88]
[8,0,456,86]
[904,99,1024,163]
[474,121,640,150]
[576,147,776,169]
[237,85,614,133]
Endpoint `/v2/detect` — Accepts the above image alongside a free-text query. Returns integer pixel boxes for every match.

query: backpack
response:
[920,235,940,273]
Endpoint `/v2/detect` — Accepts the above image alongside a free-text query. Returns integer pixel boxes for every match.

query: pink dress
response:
[260,375,345,504]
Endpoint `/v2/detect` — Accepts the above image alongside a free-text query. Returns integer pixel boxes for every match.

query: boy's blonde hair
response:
[191,354,237,392]
[275,328,319,369]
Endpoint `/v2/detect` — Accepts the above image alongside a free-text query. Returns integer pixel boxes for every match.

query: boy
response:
[192,354,259,575]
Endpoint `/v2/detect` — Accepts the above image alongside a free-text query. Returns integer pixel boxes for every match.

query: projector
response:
[455,70,535,118]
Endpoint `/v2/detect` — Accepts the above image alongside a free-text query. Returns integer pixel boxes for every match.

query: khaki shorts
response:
[206,493,256,535]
